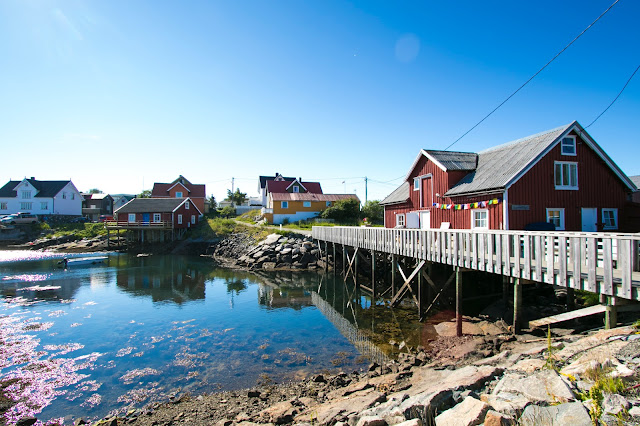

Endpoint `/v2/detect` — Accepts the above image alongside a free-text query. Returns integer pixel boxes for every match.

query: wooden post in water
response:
[332,243,336,274]
[354,249,359,287]
[342,244,346,276]
[324,241,329,272]
[371,250,376,301]
[456,267,463,337]
[513,278,522,334]
[566,288,575,310]
[502,276,510,305]
[391,254,396,295]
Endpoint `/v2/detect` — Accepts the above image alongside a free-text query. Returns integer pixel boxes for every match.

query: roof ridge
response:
[479,122,573,154]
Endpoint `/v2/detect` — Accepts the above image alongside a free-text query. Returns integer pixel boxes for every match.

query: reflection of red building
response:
[151,175,206,215]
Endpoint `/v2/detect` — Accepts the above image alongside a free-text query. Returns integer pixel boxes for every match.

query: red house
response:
[151,175,206,215]
[381,121,638,232]
[114,198,202,229]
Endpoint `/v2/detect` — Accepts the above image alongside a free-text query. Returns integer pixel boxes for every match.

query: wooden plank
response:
[479,233,486,272]
[587,238,597,293]
[513,234,521,278]
[571,237,582,290]
[529,305,607,328]
[603,239,613,296]
[523,235,531,280]
[502,233,510,276]
[619,239,632,300]
[487,233,495,273]
[495,233,503,275]
[534,235,542,281]
[545,236,555,285]
[558,236,567,288]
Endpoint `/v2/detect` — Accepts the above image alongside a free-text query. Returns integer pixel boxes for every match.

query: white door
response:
[420,211,430,229]
[581,208,598,232]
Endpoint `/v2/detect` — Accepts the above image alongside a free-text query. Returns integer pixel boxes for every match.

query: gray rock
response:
[399,390,454,420]
[602,393,631,415]
[518,402,591,426]
[434,396,489,426]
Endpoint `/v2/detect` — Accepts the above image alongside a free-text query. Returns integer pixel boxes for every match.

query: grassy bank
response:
[39,222,108,240]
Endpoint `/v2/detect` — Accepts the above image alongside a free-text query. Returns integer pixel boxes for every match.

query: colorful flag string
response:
[433,198,501,210]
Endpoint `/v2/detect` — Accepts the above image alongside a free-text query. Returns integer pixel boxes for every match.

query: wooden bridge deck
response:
[313,227,640,302]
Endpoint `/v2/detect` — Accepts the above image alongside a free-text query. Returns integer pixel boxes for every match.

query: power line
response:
[443,0,621,151]
[585,63,640,129]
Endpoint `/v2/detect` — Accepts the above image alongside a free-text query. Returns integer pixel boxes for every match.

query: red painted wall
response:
[507,130,630,231]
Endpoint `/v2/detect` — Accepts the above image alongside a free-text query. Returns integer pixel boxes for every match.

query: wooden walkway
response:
[313,227,640,302]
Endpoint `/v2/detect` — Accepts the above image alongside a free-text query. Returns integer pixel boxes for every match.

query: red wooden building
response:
[114,198,201,229]
[381,121,638,232]
[151,175,206,215]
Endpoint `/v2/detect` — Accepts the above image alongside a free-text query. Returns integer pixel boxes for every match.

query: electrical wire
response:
[443,0,621,151]
[585,63,640,129]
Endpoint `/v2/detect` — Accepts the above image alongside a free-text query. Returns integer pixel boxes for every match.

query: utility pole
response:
[231,177,235,207]
[364,176,368,204]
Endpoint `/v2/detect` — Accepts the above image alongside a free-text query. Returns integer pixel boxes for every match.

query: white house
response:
[0,178,83,216]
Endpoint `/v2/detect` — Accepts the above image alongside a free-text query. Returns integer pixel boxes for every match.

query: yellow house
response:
[263,193,359,224]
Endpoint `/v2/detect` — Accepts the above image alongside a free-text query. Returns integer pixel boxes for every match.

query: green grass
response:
[189,218,237,239]
[236,209,263,223]
[46,223,108,239]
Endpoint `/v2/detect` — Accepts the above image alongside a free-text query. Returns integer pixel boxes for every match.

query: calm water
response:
[0,251,429,425]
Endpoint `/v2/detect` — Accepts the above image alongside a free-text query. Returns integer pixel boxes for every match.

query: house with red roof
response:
[151,175,206,215]
[380,121,638,232]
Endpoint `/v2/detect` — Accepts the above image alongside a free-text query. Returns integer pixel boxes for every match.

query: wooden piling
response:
[513,278,522,334]
[456,267,463,337]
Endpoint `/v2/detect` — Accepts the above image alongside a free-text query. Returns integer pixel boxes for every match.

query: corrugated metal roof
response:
[424,150,478,171]
[445,123,572,196]
[270,193,358,202]
[115,198,186,214]
[380,182,410,205]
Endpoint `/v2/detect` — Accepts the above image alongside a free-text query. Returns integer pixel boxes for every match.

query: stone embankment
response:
[76,324,640,426]
[214,233,324,271]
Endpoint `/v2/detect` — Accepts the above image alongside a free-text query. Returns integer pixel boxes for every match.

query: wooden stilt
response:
[502,276,509,305]
[566,287,575,310]
[332,243,336,274]
[324,241,329,272]
[391,254,396,295]
[513,278,522,334]
[605,296,617,329]
[456,267,463,337]
[371,251,376,301]
[342,244,346,276]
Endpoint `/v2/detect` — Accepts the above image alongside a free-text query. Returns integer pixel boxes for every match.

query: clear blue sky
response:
[1,0,638,202]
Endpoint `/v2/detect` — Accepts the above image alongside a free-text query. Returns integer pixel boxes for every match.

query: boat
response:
[58,256,108,268]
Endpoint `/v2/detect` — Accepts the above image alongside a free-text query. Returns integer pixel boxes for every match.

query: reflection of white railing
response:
[311,292,388,366]
[313,226,640,301]
[261,208,273,215]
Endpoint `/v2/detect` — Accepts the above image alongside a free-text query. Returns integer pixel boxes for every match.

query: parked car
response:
[0,212,39,225]
[70,216,90,223]
[99,215,114,222]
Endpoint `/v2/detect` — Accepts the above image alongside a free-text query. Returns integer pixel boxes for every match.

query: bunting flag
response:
[426,198,502,211]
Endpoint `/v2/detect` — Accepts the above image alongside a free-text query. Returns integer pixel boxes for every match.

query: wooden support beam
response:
[605,296,617,330]
[332,243,336,274]
[513,278,522,334]
[342,244,346,276]
[371,251,376,301]
[391,254,396,295]
[456,267,463,337]
[502,276,510,305]
[391,260,426,306]
[421,270,456,320]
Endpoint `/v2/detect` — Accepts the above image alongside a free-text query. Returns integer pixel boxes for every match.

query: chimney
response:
[31,177,35,180]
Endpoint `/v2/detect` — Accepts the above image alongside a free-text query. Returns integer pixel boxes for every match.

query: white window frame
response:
[153,213,161,223]
[185,201,190,210]
[554,161,578,190]
[413,178,420,191]
[303,201,311,207]
[471,209,489,230]
[128,213,136,223]
[546,208,565,231]
[602,208,618,230]
[21,191,31,199]
[20,202,32,211]
[41,202,48,210]
[178,214,183,224]
[176,191,183,198]
[191,215,196,224]
[396,213,405,227]
[281,201,288,209]
[292,186,299,193]
[560,136,577,156]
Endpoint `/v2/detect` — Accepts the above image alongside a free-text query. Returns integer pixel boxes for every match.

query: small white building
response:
[0,177,83,217]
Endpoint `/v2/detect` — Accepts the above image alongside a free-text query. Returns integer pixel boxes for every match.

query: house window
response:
[71,193,75,200]
[191,215,196,224]
[396,213,405,227]
[303,201,311,207]
[471,209,489,229]
[546,208,565,230]
[62,192,67,199]
[185,201,190,210]
[41,202,48,210]
[0,202,7,210]
[178,214,183,224]
[153,213,161,223]
[20,202,32,210]
[176,192,183,198]
[21,191,31,199]
[326,201,332,207]
[554,162,578,190]
[281,201,288,209]
[292,186,299,193]
[413,178,420,191]
[561,136,577,156]
[128,213,136,223]
[602,208,618,230]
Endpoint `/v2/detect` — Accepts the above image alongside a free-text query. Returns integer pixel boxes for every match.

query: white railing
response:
[313,226,640,301]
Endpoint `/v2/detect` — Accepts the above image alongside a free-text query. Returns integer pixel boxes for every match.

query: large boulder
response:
[434,396,489,426]
[518,402,591,426]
